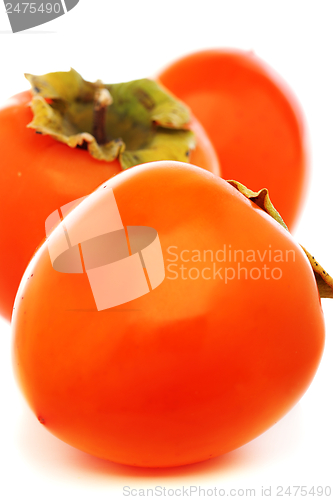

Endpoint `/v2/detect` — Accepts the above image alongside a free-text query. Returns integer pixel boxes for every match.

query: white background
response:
[0,1,333,499]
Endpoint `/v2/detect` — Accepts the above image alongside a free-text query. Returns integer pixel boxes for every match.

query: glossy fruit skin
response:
[0,91,219,321]
[158,49,309,230]
[12,161,324,468]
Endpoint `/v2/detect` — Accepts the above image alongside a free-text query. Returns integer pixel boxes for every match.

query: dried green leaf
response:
[227,180,288,231]
[300,247,333,299]
[121,129,195,169]
[25,68,95,101]
[28,96,125,162]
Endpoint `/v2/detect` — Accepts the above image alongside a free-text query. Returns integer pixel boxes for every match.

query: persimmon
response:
[12,161,326,467]
[0,70,219,321]
[158,49,309,229]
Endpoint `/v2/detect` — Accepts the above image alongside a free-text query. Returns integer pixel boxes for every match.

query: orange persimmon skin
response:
[12,162,324,467]
[158,49,309,230]
[0,91,219,321]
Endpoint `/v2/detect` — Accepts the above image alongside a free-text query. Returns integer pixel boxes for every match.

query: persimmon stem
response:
[93,84,112,145]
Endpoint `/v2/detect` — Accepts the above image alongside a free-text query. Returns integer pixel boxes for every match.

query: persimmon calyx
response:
[228,180,333,298]
[25,68,195,169]
[299,247,333,298]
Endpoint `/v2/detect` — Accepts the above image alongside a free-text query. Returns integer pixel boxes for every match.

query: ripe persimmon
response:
[158,49,308,229]
[0,70,219,321]
[12,161,324,467]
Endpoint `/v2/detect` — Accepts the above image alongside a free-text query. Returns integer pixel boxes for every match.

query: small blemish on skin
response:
[18,172,22,177]
[38,416,45,424]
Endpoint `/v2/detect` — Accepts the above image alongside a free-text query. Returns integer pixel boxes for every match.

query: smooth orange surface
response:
[0,91,220,321]
[12,161,324,467]
[158,49,309,230]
